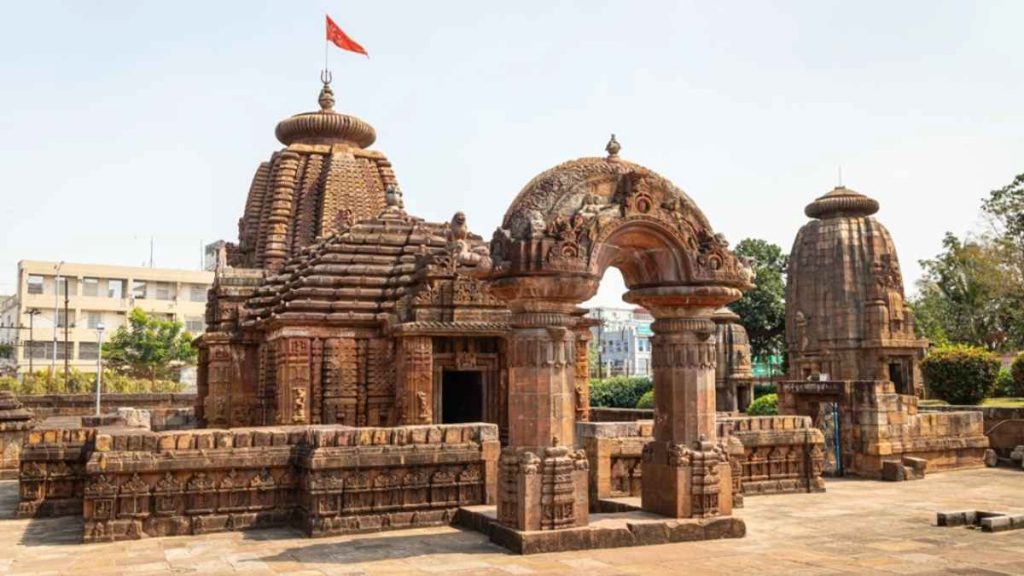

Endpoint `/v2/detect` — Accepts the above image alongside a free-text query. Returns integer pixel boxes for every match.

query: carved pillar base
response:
[641,439,733,519]
[497,445,589,531]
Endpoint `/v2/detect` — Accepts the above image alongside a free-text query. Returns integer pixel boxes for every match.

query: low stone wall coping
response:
[92,423,500,453]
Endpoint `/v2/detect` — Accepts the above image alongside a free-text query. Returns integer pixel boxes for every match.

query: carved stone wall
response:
[778,380,988,477]
[16,428,95,518]
[75,423,499,542]
[577,416,825,510]
[19,393,194,419]
[0,392,34,480]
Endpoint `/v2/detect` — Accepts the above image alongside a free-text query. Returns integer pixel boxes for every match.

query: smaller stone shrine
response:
[781,185,988,477]
[786,186,928,392]
[712,308,755,413]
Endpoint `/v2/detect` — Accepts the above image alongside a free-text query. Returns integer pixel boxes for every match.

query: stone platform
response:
[2,468,1024,574]
[455,504,744,554]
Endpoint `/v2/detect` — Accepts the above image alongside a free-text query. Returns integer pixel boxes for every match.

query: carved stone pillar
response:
[274,337,311,425]
[571,309,597,423]
[202,341,233,428]
[490,277,595,532]
[626,286,741,519]
[396,336,434,425]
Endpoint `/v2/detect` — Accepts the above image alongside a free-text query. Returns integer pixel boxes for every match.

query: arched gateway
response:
[487,138,754,530]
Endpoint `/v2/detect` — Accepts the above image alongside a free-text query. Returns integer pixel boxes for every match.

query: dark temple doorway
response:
[888,361,910,395]
[441,370,484,423]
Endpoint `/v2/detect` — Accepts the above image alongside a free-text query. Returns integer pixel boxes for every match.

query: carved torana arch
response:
[489,147,753,292]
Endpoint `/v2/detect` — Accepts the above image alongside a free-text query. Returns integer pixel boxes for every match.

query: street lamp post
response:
[64,275,70,384]
[95,323,105,416]
[25,308,40,380]
[52,261,63,376]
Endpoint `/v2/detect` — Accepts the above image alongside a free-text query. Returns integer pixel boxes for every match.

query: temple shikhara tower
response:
[780,186,987,478]
[198,82,509,433]
[785,186,928,393]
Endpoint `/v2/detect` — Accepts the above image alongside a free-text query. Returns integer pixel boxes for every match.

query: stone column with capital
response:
[626,286,741,520]
[490,278,593,531]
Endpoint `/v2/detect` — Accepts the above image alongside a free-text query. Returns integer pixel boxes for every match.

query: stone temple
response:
[785,185,928,393]
[198,82,510,435]
[779,186,988,478]
[10,79,995,552]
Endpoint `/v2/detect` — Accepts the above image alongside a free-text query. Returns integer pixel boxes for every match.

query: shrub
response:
[993,368,1016,398]
[0,370,184,396]
[747,393,778,416]
[754,381,777,398]
[1011,352,1024,397]
[636,389,654,409]
[921,345,1000,405]
[589,376,652,408]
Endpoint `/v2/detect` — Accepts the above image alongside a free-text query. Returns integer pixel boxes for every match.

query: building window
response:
[185,316,205,334]
[155,282,174,300]
[132,280,147,299]
[83,277,100,297]
[86,311,103,329]
[56,309,69,328]
[24,341,47,359]
[27,275,44,295]
[24,341,68,360]
[189,285,207,302]
[108,279,124,299]
[79,342,99,360]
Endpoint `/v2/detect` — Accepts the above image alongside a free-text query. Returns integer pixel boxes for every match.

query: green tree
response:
[911,233,1019,351]
[102,308,197,384]
[983,172,1024,266]
[731,238,788,364]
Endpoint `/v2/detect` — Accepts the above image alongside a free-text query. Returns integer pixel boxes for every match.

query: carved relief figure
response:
[416,391,432,424]
[292,388,307,423]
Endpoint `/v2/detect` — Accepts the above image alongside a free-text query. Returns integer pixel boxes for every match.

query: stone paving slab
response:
[1,468,1023,575]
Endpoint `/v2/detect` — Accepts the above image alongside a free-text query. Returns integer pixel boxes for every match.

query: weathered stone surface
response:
[71,422,499,542]
[779,380,988,478]
[786,186,927,391]
[0,391,35,480]
[578,416,826,509]
[712,308,754,413]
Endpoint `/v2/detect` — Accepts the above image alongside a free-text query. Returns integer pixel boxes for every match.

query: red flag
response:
[326,15,368,57]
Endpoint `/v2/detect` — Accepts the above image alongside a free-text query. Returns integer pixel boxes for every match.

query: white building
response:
[0,260,213,375]
[587,307,653,377]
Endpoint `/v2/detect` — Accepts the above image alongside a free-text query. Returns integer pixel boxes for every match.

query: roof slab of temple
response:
[786,185,928,392]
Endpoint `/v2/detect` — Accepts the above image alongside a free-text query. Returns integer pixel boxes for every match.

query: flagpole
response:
[322,14,329,84]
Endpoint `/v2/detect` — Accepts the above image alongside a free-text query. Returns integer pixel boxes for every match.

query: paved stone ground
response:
[1,468,1022,575]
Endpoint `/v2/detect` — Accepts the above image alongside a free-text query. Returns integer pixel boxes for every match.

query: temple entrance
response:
[441,370,484,423]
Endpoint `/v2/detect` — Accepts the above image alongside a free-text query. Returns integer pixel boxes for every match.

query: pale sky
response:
[1,1,1021,307]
